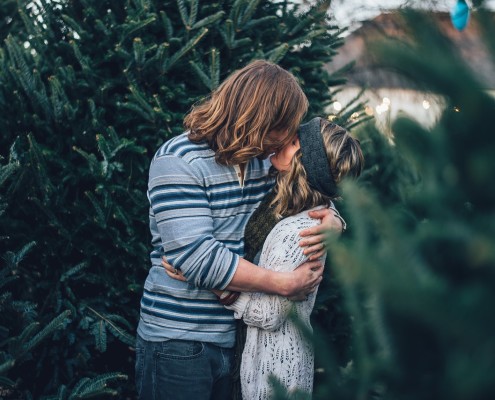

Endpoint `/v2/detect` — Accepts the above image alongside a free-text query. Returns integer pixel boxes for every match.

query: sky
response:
[328,0,495,28]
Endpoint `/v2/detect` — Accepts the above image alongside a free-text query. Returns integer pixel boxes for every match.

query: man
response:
[135,60,343,400]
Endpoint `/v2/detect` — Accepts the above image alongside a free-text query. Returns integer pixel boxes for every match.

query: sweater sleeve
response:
[148,154,239,290]
[226,215,320,331]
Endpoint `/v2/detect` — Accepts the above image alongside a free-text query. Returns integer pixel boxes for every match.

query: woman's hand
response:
[299,208,344,260]
[162,257,187,282]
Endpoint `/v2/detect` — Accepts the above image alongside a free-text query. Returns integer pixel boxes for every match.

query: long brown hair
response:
[271,119,364,218]
[184,60,308,165]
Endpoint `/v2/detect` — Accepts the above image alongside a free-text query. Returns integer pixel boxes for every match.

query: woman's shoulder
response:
[271,206,325,234]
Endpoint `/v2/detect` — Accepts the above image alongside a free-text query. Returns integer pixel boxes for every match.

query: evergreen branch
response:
[188,0,198,28]
[69,40,91,73]
[133,37,145,68]
[159,11,174,39]
[106,314,134,331]
[5,36,34,95]
[239,0,262,27]
[69,377,90,398]
[68,372,127,399]
[48,75,69,121]
[0,375,16,388]
[0,358,15,375]
[229,0,244,26]
[288,14,315,37]
[120,16,156,44]
[73,147,101,176]
[87,307,134,347]
[32,69,52,120]
[176,0,189,29]
[18,321,41,345]
[242,15,278,31]
[163,28,209,72]
[287,28,326,48]
[210,48,220,89]
[191,11,225,30]
[0,275,17,289]
[127,86,155,119]
[147,42,169,70]
[106,126,120,146]
[85,191,107,227]
[0,162,18,187]
[18,9,41,42]
[61,14,86,39]
[231,38,252,49]
[13,241,36,265]
[96,134,111,162]
[223,19,234,48]
[266,43,289,64]
[95,19,110,36]
[23,310,71,354]
[189,61,211,90]
[27,133,54,202]
[60,262,88,282]
[118,101,153,122]
[88,99,100,128]
[105,321,135,347]
[91,320,107,352]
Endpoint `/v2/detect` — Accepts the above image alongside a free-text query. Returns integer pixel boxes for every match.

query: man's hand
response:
[162,257,187,282]
[279,259,323,299]
[299,208,344,260]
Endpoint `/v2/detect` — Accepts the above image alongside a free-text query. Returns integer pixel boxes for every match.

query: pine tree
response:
[0,0,361,397]
[313,6,495,400]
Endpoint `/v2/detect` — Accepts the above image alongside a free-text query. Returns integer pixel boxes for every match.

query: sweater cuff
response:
[224,292,251,319]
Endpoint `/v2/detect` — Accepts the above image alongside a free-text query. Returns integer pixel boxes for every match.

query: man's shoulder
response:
[154,132,213,163]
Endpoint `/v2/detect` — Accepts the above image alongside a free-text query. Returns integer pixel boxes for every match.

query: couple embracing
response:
[135,60,364,400]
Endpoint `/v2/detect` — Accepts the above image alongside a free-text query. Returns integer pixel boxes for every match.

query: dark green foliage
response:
[314,7,495,400]
[0,0,358,397]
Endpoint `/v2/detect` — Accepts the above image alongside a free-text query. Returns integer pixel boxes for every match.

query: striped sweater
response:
[137,132,274,347]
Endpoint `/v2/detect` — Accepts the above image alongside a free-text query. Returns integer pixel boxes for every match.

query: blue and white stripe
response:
[138,132,274,347]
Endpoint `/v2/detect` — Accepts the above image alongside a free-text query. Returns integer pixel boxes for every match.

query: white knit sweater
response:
[227,208,325,400]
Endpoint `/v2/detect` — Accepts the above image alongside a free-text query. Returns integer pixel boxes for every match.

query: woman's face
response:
[270,138,300,172]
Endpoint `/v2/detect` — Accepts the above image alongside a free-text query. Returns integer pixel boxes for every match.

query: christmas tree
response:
[313,6,495,400]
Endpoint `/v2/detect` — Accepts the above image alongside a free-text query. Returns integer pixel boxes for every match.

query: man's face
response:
[260,129,290,159]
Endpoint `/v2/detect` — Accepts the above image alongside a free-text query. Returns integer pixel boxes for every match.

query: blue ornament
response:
[450,0,470,31]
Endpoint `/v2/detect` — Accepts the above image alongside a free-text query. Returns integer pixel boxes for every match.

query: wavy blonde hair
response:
[184,60,308,165]
[271,119,364,218]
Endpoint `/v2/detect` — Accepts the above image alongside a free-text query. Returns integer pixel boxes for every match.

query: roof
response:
[326,10,495,89]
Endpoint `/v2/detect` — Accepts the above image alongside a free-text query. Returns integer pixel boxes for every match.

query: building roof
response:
[326,10,495,89]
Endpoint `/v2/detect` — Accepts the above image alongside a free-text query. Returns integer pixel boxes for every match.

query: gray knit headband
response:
[298,117,338,197]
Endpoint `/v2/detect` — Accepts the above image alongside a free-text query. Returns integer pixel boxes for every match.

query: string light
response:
[332,101,342,111]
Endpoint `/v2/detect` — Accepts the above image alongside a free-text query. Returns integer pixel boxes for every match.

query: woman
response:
[226,117,364,399]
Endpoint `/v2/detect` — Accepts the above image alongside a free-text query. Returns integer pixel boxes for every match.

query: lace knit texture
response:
[228,208,325,400]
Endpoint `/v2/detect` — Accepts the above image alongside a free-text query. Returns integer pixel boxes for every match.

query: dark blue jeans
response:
[135,335,234,400]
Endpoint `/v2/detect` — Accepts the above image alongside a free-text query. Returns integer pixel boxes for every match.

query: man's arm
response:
[225,257,323,297]
[153,154,321,298]
[163,256,323,298]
